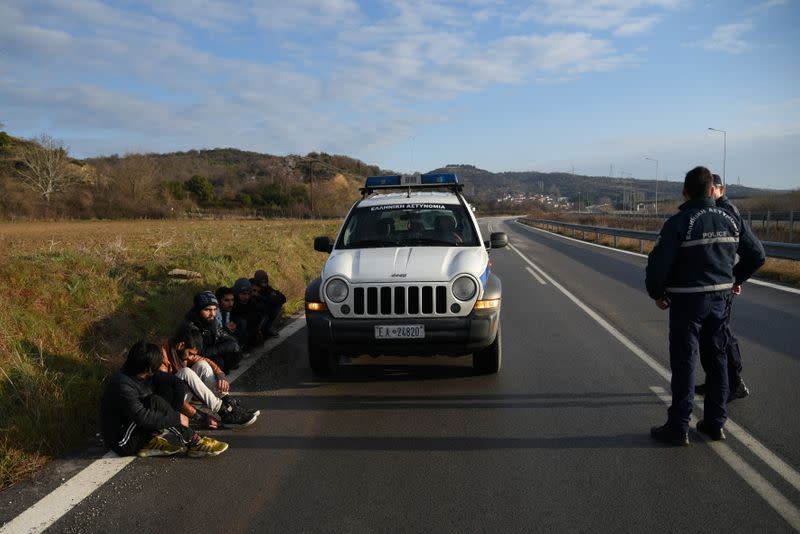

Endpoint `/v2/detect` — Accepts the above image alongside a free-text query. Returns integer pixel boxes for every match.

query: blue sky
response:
[1,0,798,189]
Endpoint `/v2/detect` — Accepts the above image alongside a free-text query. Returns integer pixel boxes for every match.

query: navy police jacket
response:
[646,197,765,299]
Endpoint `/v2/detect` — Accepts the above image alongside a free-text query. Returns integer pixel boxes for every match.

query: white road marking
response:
[525,266,547,285]
[513,219,800,295]
[507,242,800,528]
[649,387,800,531]
[0,315,307,534]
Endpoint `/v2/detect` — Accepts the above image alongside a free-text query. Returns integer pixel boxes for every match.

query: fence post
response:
[613,235,617,248]
[748,210,752,227]
[791,211,795,243]
[639,239,644,253]
[766,211,771,240]
[596,230,600,243]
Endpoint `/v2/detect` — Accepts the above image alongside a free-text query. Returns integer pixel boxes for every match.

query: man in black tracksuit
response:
[101,341,229,457]
[646,166,764,445]
[694,174,764,400]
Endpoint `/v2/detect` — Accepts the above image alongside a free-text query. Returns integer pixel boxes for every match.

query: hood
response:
[323,246,488,283]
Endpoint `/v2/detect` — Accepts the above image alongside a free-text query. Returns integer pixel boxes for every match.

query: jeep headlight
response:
[452,276,477,301]
[325,278,349,303]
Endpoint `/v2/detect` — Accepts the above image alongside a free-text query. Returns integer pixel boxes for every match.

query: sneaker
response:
[225,396,260,418]
[729,378,750,402]
[650,424,689,446]
[696,419,726,441]
[187,436,229,457]
[219,406,258,429]
[137,435,186,457]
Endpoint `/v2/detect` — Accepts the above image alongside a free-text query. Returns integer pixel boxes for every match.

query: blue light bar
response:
[420,173,458,184]
[365,175,402,187]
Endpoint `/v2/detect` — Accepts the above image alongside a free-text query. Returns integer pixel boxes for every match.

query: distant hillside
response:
[0,127,789,219]
[430,164,771,209]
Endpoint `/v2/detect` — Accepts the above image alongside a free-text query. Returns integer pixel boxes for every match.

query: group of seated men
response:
[100,270,286,458]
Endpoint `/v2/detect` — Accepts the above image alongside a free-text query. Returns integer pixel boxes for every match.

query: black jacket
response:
[181,310,240,358]
[646,197,765,299]
[100,370,181,450]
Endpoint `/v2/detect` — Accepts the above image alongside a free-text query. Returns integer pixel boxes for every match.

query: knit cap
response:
[193,290,218,310]
[232,277,252,294]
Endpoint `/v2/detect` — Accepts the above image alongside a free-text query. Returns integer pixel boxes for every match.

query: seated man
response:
[161,329,257,429]
[215,286,243,343]
[101,340,228,457]
[179,291,242,373]
[434,214,462,244]
[252,270,286,338]
[231,278,261,347]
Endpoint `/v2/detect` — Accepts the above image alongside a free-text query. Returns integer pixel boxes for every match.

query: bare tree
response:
[114,153,158,204]
[14,133,78,203]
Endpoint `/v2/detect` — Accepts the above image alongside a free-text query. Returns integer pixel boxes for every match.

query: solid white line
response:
[0,454,135,534]
[749,278,800,295]
[508,244,670,382]
[649,387,800,531]
[525,266,547,285]
[0,315,308,534]
[507,242,800,514]
[513,219,800,295]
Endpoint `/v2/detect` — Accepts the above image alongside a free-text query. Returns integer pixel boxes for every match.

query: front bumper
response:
[306,308,500,357]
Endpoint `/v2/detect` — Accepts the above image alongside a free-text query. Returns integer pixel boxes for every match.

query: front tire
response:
[473,327,501,374]
[309,343,339,376]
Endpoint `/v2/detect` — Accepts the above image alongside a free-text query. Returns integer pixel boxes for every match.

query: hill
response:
[430,164,772,210]
[0,128,789,219]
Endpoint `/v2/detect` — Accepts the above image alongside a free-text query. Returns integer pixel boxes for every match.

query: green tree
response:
[236,192,252,206]
[184,174,214,202]
[161,180,185,200]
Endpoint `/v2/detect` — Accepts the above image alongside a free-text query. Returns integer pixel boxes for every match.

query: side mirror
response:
[313,236,333,253]
[489,232,508,249]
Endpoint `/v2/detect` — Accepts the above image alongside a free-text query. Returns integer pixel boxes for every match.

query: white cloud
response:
[520,0,683,33]
[252,0,361,30]
[614,15,660,36]
[0,0,649,160]
[698,20,755,54]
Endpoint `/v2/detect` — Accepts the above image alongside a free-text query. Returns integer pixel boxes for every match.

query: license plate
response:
[374,325,425,339]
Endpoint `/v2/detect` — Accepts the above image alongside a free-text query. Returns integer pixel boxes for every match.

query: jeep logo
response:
[391,273,407,277]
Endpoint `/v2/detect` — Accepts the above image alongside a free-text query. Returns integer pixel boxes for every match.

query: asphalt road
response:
[25,217,800,532]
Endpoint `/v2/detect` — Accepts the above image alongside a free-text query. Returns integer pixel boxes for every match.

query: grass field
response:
[0,218,339,490]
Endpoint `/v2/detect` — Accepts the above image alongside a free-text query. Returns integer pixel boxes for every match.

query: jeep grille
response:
[352,285,449,316]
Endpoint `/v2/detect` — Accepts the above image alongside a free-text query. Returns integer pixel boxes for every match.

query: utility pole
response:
[708,127,727,184]
[644,156,659,216]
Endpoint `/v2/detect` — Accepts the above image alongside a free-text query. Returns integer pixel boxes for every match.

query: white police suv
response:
[305,173,507,376]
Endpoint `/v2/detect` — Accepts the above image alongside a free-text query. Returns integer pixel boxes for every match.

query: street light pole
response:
[644,156,659,216]
[708,127,727,184]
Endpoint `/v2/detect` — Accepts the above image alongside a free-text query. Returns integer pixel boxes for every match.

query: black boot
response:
[650,424,689,446]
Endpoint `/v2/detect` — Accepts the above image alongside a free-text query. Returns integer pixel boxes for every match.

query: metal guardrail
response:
[517,218,800,261]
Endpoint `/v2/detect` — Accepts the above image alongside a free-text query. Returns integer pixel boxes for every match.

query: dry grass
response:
[0,218,339,490]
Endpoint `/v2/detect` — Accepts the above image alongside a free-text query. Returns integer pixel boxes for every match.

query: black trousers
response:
[701,296,743,385]
[667,292,730,432]
[112,380,195,456]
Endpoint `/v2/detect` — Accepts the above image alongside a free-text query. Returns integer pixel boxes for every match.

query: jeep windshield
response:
[337,203,479,249]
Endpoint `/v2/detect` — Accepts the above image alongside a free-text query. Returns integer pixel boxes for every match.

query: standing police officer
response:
[646,166,764,445]
[695,174,764,401]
